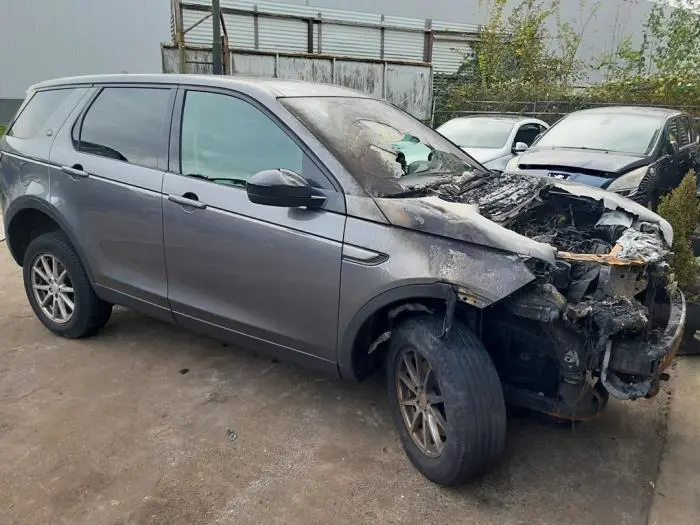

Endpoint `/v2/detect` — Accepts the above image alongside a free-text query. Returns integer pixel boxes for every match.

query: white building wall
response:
[0,0,171,101]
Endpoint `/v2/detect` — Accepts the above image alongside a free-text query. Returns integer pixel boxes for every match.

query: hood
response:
[462,147,502,164]
[375,171,672,267]
[517,147,648,174]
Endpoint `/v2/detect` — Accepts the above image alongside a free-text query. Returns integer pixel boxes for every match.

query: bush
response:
[657,171,699,289]
[0,125,5,136]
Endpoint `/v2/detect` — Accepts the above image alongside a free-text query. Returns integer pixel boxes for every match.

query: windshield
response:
[536,112,662,156]
[437,118,514,148]
[281,97,483,196]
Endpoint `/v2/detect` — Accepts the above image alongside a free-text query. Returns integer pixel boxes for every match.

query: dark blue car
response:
[505,106,699,208]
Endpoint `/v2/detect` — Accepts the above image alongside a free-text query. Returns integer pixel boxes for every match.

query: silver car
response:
[0,75,685,486]
[437,115,549,172]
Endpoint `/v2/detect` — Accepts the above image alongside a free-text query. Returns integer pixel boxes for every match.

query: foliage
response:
[437,0,591,117]
[589,0,700,109]
[657,171,699,290]
[436,0,700,123]
[0,125,5,136]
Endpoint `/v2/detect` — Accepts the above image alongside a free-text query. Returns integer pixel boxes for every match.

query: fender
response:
[4,195,96,283]
[337,282,452,380]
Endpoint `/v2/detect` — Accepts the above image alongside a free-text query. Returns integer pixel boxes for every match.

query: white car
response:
[437,116,549,172]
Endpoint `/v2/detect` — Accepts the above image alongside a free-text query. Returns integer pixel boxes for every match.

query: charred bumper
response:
[602,289,686,400]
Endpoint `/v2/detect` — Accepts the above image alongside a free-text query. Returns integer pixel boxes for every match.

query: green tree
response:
[657,171,699,290]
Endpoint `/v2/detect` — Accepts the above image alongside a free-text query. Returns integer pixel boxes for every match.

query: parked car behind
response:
[436,116,549,172]
[506,106,699,208]
[0,75,685,486]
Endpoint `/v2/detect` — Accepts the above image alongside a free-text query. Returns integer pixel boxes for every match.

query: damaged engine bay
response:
[407,170,684,419]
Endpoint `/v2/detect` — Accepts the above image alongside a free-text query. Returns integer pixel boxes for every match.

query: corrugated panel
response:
[225,14,255,49]
[432,20,481,33]
[384,30,424,62]
[432,39,473,74]
[383,15,425,30]
[322,25,381,59]
[182,10,255,48]
[258,17,308,52]
[384,64,432,119]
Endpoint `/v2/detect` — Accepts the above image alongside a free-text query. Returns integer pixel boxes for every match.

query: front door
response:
[162,88,345,366]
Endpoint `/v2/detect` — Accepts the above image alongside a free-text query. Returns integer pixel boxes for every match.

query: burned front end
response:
[429,172,686,419]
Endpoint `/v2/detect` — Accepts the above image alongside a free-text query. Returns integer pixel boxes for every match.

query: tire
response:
[23,231,112,338]
[387,315,506,486]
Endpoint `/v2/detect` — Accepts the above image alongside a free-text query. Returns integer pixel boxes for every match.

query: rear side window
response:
[75,87,171,169]
[8,89,74,139]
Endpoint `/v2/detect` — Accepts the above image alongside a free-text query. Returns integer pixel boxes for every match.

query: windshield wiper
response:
[185,173,248,186]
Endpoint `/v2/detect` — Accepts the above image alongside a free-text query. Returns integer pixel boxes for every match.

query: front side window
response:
[514,124,542,146]
[180,91,303,187]
[437,118,515,149]
[77,87,172,169]
[9,89,74,139]
[535,112,663,156]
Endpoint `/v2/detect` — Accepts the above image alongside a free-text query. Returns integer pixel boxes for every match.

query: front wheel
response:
[23,231,112,338]
[387,316,506,485]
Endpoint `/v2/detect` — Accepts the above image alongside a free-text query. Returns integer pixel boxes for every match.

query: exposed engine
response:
[411,170,682,416]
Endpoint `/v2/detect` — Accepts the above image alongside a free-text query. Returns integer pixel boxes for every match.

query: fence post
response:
[212,0,223,74]
[171,0,186,73]
[423,19,433,63]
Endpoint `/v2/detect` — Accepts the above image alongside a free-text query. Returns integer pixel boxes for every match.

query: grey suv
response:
[0,75,685,486]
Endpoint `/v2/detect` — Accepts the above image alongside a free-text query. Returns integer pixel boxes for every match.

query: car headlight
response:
[606,165,653,196]
[505,156,520,172]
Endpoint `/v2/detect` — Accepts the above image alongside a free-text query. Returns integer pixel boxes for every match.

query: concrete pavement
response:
[0,244,690,525]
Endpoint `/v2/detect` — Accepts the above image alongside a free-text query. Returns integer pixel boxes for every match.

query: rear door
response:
[49,85,175,320]
[162,87,345,367]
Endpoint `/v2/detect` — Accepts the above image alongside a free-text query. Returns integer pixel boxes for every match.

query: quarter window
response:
[180,91,304,186]
[76,87,172,169]
[9,89,74,139]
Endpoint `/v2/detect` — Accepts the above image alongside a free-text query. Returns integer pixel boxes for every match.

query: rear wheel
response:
[23,231,112,338]
[387,316,506,485]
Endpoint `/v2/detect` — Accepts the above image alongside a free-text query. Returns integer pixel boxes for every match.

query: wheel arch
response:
[5,197,95,282]
[338,282,481,381]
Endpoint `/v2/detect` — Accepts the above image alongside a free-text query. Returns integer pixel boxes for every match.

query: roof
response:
[443,115,542,123]
[572,106,684,118]
[29,74,371,99]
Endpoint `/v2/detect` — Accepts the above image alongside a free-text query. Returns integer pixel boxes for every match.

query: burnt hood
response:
[517,147,648,174]
[374,171,672,266]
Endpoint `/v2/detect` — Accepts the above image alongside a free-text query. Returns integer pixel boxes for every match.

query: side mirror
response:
[513,141,529,154]
[247,169,325,208]
[667,140,679,158]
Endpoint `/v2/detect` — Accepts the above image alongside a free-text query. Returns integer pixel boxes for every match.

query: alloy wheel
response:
[396,348,447,458]
[31,254,75,324]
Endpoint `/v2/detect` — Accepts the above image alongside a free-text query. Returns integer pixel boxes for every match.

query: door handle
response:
[168,193,207,209]
[61,164,89,178]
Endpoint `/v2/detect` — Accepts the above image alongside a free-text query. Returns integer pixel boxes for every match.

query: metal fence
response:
[173,1,479,74]
[162,45,434,120]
